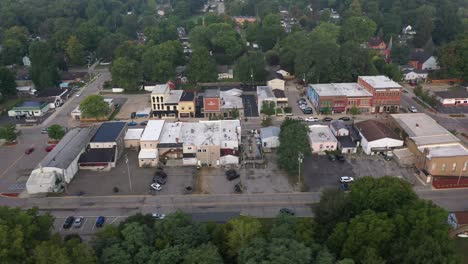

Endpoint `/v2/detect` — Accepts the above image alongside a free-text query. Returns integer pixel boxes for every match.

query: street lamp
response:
[297,152,304,189]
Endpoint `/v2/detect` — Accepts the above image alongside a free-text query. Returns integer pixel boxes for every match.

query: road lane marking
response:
[0,153,25,178]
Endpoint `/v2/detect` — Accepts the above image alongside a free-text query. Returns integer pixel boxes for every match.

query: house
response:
[330,121,361,154]
[330,120,349,136]
[434,88,468,107]
[22,56,31,67]
[409,49,440,70]
[367,37,387,54]
[37,88,71,108]
[402,25,416,35]
[233,16,257,25]
[357,76,402,113]
[260,126,281,149]
[217,65,234,80]
[402,69,428,82]
[391,113,468,183]
[306,83,373,114]
[257,86,277,115]
[78,122,127,170]
[202,88,244,119]
[276,70,293,80]
[308,125,338,153]
[355,119,403,155]
[178,91,196,118]
[124,128,144,149]
[16,86,37,96]
[267,78,285,91]
[8,101,49,118]
[26,127,97,194]
[144,83,167,92]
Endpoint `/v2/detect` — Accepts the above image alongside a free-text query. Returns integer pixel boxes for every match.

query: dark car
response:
[153,176,167,185]
[154,170,167,178]
[140,121,148,126]
[63,216,75,229]
[225,169,240,181]
[25,147,35,154]
[327,153,337,161]
[336,154,345,162]
[339,117,351,121]
[279,208,295,216]
[302,107,313,114]
[130,112,136,119]
[322,117,333,122]
[45,145,56,152]
[339,183,349,191]
[128,121,137,126]
[96,216,105,227]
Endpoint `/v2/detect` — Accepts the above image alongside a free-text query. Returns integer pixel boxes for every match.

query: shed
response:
[267,78,286,91]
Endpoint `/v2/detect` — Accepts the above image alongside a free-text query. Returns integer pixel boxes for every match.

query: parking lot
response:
[241,94,259,117]
[115,94,151,120]
[303,154,419,191]
[66,150,196,196]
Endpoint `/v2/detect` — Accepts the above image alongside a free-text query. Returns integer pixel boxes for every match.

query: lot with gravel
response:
[115,94,151,120]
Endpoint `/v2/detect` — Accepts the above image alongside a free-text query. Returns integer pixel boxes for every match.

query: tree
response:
[438,34,468,80]
[29,41,60,90]
[341,17,377,44]
[184,244,223,264]
[0,124,19,142]
[265,50,280,66]
[314,189,352,241]
[230,108,240,119]
[239,238,312,264]
[142,41,184,82]
[256,14,285,51]
[47,124,65,140]
[0,67,16,96]
[234,52,268,83]
[187,47,217,84]
[111,57,141,91]
[225,216,262,257]
[390,43,410,65]
[261,101,276,116]
[277,119,311,175]
[66,36,85,66]
[349,105,360,116]
[79,95,110,118]
[345,0,362,18]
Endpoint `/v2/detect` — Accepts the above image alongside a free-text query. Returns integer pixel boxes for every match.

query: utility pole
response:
[297,152,304,190]
[125,154,133,192]
[457,162,463,186]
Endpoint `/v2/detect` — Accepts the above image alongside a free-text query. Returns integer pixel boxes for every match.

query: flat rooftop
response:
[220,89,243,109]
[180,120,241,146]
[159,122,183,143]
[151,84,169,94]
[434,88,468,99]
[391,113,459,146]
[165,90,183,104]
[309,83,372,97]
[308,125,337,143]
[359,75,402,89]
[91,122,127,143]
[419,143,468,158]
[141,120,165,141]
[124,128,144,140]
[257,86,276,100]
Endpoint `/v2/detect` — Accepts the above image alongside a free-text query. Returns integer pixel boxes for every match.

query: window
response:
[441,163,446,172]
[181,107,185,110]
[463,161,468,171]
[319,144,323,149]
[153,104,156,109]
[452,163,457,172]
[166,106,170,111]
[197,149,201,152]
[152,97,156,103]
[189,107,192,110]
[173,106,177,110]
[203,149,207,152]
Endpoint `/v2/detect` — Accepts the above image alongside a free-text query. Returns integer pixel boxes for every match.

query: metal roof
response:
[91,122,127,143]
[39,127,97,169]
[260,126,280,139]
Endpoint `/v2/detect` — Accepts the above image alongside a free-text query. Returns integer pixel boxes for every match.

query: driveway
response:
[242,94,259,117]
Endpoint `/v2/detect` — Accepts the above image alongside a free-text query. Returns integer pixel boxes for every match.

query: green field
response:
[454,237,468,263]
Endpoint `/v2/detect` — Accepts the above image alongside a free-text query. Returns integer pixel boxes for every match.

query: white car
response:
[457,232,468,238]
[340,176,354,183]
[305,117,319,122]
[152,213,166,219]
[299,104,307,110]
[76,92,81,97]
[73,216,84,228]
[150,183,162,191]
[409,106,417,113]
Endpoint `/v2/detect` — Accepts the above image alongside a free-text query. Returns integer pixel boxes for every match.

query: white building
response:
[139,120,165,167]
[26,127,96,194]
[308,125,338,153]
[260,126,280,149]
[257,86,277,115]
[355,120,403,155]
[422,56,440,70]
[124,128,144,149]
[402,69,428,82]
[267,78,285,91]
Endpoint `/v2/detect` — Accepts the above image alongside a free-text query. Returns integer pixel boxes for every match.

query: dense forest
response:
[0,177,461,264]
[0,0,466,96]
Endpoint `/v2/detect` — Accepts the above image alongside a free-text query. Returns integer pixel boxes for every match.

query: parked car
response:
[75,92,81,97]
[140,121,148,126]
[408,106,418,113]
[130,112,136,119]
[409,81,417,86]
[153,176,167,185]
[73,216,84,228]
[128,121,138,126]
[41,128,49,134]
[336,154,345,162]
[304,117,319,122]
[302,107,313,114]
[95,216,105,227]
[340,176,354,183]
[457,231,468,238]
[63,216,75,229]
[339,117,351,121]
[25,147,35,154]
[114,104,120,108]
[45,145,56,152]
[298,104,307,110]
[327,153,337,161]
[339,183,349,191]
[150,183,162,191]
[152,213,166,219]
[225,169,240,181]
[279,208,295,216]
[154,170,167,178]
[322,117,333,122]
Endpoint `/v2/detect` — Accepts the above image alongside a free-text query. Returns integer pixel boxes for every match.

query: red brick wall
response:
[357,78,401,107]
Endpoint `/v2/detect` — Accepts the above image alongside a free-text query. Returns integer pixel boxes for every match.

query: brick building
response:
[357,75,402,113]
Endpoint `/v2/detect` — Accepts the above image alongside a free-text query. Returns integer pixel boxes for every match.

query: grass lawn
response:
[0,97,23,115]
[454,237,468,263]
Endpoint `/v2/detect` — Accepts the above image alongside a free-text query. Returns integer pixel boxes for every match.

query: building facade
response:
[202,89,244,119]
[357,75,402,113]
[308,125,338,153]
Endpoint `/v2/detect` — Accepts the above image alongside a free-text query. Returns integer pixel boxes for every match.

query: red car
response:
[25,147,34,154]
[45,145,56,152]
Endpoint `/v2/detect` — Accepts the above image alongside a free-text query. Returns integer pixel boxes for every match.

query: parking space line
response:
[110,217,119,224]
[81,218,87,231]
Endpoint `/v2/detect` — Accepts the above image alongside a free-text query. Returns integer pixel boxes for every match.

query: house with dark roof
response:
[330,120,362,154]
[79,122,127,170]
[8,100,50,118]
[409,49,440,70]
[367,37,387,52]
[434,87,468,106]
[355,120,403,155]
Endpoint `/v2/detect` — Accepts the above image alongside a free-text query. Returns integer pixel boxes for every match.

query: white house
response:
[402,69,428,82]
[422,56,440,70]
[260,126,280,149]
[355,120,403,155]
[267,78,286,91]
[330,120,349,137]
[308,125,338,153]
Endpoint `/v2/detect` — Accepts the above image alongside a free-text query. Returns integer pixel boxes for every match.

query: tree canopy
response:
[79,95,110,118]
[47,124,66,140]
[277,118,311,175]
